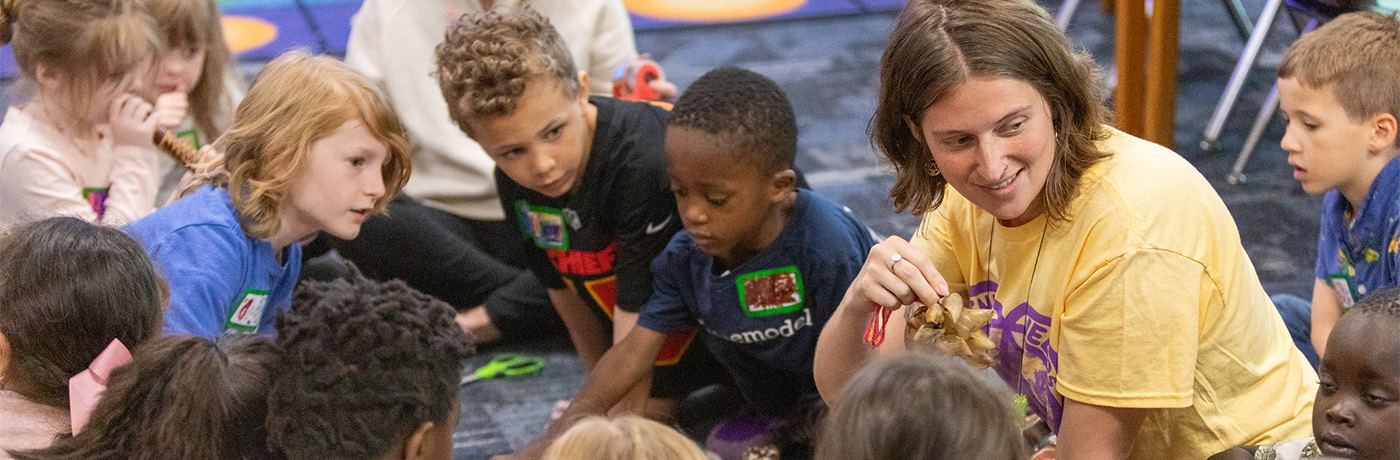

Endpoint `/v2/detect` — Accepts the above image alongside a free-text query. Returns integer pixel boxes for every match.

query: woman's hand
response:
[847,235,950,315]
[815,235,950,405]
[107,94,157,149]
[154,92,189,129]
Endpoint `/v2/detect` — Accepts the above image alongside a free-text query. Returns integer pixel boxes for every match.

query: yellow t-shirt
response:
[912,128,1316,460]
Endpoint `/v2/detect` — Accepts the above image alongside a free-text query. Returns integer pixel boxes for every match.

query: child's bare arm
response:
[609,308,651,414]
[509,327,668,459]
[548,288,610,370]
[1207,446,1257,460]
[1311,278,1342,358]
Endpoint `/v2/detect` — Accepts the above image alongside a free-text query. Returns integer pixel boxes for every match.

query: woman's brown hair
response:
[872,0,1110,221]
[191,50,412,239]
[815,353,1024,460]
[147,0,242,140]
[11,334,282,460]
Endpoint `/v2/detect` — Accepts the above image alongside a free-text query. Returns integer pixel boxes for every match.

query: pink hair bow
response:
[68,339,131,434]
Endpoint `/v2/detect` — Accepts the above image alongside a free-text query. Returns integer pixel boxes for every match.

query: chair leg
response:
[1227,83,1280,184]
[1222,0,1254,39]
[1201,0,1285,152]
[1056,0,1082,30]
[1226,19,1317,184]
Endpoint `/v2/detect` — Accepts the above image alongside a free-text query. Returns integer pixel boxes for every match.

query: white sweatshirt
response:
[0,106,161,228]
[345,0,638,220]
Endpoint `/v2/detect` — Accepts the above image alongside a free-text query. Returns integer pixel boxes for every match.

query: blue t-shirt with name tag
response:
[638,189,877,412]
[1315,155,1400,309]
[124,185,301,338]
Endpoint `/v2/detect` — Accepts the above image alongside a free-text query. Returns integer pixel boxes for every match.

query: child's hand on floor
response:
[105,94,157,148]
[154,92,188,129]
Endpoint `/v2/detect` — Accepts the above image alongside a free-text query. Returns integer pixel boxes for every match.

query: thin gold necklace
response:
[38,102,98,158]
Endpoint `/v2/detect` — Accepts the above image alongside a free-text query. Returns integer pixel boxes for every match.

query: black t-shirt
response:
[497,96,682,320]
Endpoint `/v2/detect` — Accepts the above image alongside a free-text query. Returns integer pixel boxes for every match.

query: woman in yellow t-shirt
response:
[813,1,1317,459]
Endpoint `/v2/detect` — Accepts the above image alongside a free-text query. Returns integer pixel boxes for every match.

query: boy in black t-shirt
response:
[434,9,721,423]
[507,67,878,459]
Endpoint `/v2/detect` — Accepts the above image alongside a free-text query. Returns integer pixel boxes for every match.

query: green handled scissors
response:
[461,354,545,385]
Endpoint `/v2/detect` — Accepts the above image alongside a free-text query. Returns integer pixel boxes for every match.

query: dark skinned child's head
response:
[268,277,475,460]
[665,66,798,266]
[435,8,595,198]
[1314,287,1400,460]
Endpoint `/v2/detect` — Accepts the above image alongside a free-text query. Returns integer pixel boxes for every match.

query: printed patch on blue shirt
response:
[736,266,804,317]
[225,287,269,333]
[516,200,568,250]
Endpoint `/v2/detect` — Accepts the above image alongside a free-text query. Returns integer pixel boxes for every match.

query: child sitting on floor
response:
[11,334,280,460]
[0,217,164,457]
[1211,286,1400,460]
[0,0,163,226]
[509,67,878,460]
[267,276,474,460]
[1268,11,1400,366]
[124,50,411,338]
[435,8,724,422]
[816,353,1025,460]
[541,415,709,460]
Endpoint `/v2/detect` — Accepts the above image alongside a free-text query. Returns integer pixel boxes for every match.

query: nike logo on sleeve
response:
[645,215,674,235]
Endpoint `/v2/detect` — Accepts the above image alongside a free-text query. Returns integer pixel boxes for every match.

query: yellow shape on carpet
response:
[625,0,806,22]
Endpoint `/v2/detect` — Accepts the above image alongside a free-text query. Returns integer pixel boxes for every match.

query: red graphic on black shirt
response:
[546,243,616,276]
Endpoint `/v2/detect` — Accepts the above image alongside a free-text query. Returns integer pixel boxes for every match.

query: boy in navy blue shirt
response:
[1271,12,1400,365]
[506,67,877,460]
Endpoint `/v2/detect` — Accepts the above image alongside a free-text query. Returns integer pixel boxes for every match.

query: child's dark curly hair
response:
[1351,287,1400,321]
[435,8,579,136]
[267,277,474,460]
[668,66,798,174]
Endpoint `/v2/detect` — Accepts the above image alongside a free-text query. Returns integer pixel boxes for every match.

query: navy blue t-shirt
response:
[637,189,878,412]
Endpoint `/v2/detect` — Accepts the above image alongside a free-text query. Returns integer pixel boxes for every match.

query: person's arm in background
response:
[342,0,387,86]
[1310,277,1342,358]
[548,288,611,370]
[501,327,668,460]
[584,0,638,95]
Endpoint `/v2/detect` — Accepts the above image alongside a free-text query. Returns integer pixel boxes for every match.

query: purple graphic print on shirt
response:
[969,280,1063,431]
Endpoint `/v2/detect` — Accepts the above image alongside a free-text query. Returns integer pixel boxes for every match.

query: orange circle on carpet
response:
[624,0,806,22]
[221,15,277,54]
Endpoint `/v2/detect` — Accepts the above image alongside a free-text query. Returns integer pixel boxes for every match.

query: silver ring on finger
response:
[889,253,903,271]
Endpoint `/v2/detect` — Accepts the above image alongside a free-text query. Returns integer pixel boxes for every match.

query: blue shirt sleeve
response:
[149,225,247,338]
[637,240,696,334]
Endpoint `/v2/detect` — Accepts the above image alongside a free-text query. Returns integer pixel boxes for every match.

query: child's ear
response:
[576,71,590,104]
[401,421,437,460]
[34,61,63,93]
[1369,112,1398,153]
[769,169,797,202]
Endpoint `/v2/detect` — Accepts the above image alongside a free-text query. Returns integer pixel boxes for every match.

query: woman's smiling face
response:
[912,77,1057,227]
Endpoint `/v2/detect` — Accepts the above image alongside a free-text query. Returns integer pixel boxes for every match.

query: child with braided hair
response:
[267,276,474,460]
